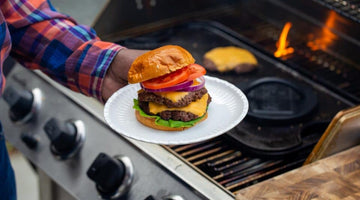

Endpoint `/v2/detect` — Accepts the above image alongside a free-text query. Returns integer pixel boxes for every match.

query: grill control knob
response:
[2,86,42,123]
[162,195,185,200]
[87,153,134,200]
[21,132,38,150]
[43,118,85,160]
[144,196,156,200]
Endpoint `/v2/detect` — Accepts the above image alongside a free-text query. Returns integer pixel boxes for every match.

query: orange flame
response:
[307,11,338,51]
[274,22,294,58]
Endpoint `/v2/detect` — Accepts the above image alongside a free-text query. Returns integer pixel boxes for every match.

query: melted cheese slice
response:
[154,80,202,102]
[149,94,209,116]
[204,46,258,72]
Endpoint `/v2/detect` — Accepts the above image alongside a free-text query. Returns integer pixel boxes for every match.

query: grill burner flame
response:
[274,22,294,58]
[307,11,338,51]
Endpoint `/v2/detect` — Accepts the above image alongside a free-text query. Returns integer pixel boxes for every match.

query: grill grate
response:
[166,136,306,195]
[313,0,360,23]
[221,18,360,103]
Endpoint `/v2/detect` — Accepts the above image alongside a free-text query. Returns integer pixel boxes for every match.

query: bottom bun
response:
[135,110,208,131]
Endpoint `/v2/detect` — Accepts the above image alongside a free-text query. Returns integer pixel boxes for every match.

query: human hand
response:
[101,48,147,102]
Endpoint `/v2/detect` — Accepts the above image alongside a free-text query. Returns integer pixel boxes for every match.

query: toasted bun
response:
[135,110,208,131]
[128,45,195,84]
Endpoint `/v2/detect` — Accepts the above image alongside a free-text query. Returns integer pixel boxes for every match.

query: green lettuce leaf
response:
[133,99,206,128]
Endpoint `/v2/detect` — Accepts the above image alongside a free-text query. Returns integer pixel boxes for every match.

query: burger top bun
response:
[128,45,195,84]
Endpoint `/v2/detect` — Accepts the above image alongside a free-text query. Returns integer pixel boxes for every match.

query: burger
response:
[128,45,211,131]
[203,46,258,74]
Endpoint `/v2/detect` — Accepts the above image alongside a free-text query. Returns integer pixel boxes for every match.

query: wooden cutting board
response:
[236,145,360,200]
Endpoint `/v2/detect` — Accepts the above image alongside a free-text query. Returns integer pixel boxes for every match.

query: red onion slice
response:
[141,80,194,92]
[180,76,205,92]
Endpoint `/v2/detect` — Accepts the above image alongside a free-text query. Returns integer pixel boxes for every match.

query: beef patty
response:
[138,88,211,121]
[203,57,257,74]
[138,87,208,108]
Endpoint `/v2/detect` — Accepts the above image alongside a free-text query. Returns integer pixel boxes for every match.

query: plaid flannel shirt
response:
[0,0,123,101]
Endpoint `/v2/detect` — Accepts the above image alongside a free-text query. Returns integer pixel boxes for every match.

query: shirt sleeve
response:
[0,0,124,101]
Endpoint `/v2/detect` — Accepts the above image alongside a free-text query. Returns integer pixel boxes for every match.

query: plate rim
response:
[104,75,248,145]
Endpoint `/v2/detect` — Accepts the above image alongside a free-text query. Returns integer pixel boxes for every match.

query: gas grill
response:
[1,0,360,199]
[114,18,353,196]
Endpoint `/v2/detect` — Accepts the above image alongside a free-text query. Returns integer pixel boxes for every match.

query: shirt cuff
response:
[76,41,124,102]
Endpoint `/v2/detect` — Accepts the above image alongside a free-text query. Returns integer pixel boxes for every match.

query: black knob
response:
[43,118,84,159]
[144,195,156,200]
[21,133,38,149]
[87,153,125,195]
[3,86,34,122]
[87,153,133,199]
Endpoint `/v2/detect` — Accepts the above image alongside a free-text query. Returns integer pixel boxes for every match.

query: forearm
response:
[2,0,123,101]
[11,21,123,100]
[102,49,148,102]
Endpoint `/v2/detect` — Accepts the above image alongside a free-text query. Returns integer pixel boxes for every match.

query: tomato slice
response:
[186,64,206,81]
[141,64,206,90]
[142,67,189,89]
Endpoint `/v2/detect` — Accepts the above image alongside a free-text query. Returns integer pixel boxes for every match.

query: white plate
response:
[104,76,248,145]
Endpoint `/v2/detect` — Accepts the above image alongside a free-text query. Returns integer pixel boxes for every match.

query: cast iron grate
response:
[313,0,360,23]
[165,136,307,195]
[218,14,360,104]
